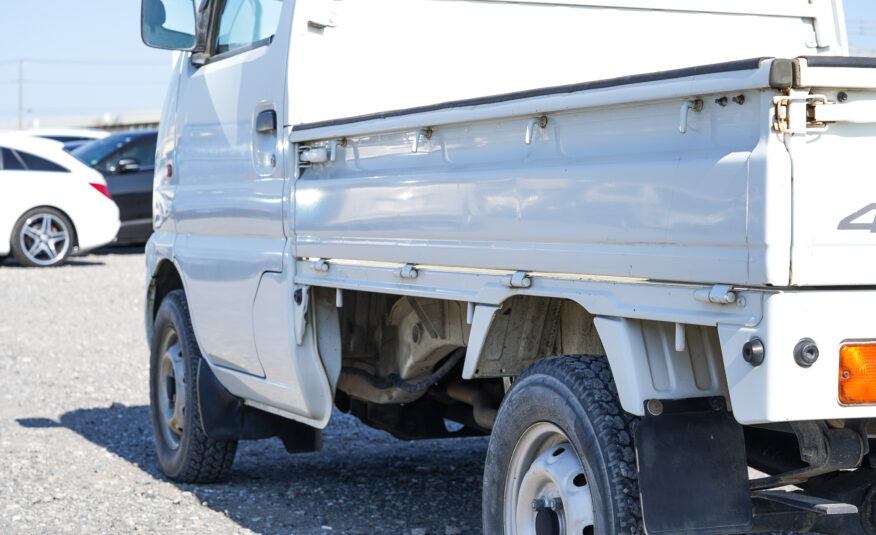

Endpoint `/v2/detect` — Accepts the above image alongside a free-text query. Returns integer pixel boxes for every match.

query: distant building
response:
[850,47,876,56]
[0,109,160,132]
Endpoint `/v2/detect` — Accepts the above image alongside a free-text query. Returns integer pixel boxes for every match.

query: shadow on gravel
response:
[15,406,824,535]
[91,245,146,256]
[18,404,488,535]
[0,258,105,267]
[0,243,143,267]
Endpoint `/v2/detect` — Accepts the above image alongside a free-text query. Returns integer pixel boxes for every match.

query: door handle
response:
[256,109,277,134]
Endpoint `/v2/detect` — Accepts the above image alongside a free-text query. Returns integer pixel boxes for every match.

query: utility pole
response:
[17,59,23,129]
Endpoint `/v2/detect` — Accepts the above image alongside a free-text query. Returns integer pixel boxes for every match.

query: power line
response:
[9,58,170,66]
[1,80,166,86]
[9,105,157,113]
[17,60,22,129]
[3,56,171,126]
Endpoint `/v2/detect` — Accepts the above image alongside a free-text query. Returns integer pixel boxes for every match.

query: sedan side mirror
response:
[113,158,141,173]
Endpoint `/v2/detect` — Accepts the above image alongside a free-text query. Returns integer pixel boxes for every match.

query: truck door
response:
[173,0,289,378]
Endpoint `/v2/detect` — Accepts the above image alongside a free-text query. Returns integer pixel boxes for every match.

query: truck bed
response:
[291,58,791,286]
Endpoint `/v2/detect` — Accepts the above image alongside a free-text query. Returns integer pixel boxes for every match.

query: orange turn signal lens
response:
[839,342,876,405]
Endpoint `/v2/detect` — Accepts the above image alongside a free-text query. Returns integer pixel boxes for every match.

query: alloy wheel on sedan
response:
[11,208,74,267]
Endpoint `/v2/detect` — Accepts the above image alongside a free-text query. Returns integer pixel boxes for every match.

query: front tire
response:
[11,207,74,267]
[483,355,642,535]
[149,289,237,483]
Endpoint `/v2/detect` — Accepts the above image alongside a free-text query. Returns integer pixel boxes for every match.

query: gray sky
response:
[1,0,875,126]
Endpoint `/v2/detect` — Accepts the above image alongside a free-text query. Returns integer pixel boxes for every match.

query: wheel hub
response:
[157,329,185,450]
[534,506,562,535]
[506,423,596,535]
[19,213,70,266]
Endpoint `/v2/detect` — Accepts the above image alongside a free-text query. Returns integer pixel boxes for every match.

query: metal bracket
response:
[694,284,737,305]
[750,423,865,491]
[753,491,857,516]
[328,138,346,161]
[296,140,345,176]
[308,0,337,29]
[294,144,311,178]
[299,146,329,164]
[411,128,432,153]
[398,264,419,279]
[501,271,532,288]
[524,116,548,144]
[773,94,830,134]
[679,99,703,134]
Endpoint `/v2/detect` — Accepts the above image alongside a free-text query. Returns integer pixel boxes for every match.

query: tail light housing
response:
[89,183,112,200]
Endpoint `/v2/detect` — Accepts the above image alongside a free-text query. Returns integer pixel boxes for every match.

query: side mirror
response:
[141,0,197,50]
[113,158,141,173]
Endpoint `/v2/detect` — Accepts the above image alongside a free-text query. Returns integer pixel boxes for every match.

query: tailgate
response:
[785,57,876,286]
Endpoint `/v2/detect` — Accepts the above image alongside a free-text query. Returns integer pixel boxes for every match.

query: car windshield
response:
[71,135,139,167]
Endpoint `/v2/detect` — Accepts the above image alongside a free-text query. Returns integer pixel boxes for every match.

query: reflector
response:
[839,342,876,405]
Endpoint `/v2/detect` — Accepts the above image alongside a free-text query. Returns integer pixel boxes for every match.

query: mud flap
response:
[198,360,323,450]
[635,396,753,535]
[197,359,280,440]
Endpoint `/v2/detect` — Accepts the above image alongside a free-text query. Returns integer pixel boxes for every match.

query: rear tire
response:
[10,207,74,267]
[483,354,642,534]
[149,289,237,483]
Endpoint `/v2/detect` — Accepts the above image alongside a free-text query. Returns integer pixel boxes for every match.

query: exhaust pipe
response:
[446,382,498,430]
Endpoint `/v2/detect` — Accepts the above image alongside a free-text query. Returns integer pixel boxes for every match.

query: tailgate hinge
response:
[773,93,831,134]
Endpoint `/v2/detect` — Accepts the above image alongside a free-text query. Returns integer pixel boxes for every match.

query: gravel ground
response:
[0,248,823,535]
[0,248,486,535]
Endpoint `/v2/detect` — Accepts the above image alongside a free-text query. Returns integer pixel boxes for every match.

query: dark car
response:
[71,130,157,244]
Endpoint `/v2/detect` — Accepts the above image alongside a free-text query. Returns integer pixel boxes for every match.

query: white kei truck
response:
[141,0,876,533]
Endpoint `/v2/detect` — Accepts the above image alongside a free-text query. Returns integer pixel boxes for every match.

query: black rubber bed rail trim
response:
[292,57,770,132]
[802,56,876,68]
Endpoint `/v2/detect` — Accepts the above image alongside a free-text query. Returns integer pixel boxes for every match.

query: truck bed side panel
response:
[295,94,766,284]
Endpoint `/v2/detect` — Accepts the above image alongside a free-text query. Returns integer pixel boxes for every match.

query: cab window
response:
[215,0,283,54]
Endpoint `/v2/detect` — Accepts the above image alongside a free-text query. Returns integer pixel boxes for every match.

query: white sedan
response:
[0,134,120,267]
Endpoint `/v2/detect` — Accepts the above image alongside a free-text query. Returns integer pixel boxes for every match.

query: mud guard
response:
[636,396,753,535]
[197,358,321,452]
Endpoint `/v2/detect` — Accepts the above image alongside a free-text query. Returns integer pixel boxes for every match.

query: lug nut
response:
[742,338,765,366]
[794,338,819,368]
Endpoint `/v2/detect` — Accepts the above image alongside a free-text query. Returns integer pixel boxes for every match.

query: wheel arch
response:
[146,257,185,344]
[463,295,731,417]
[463,296,605,379]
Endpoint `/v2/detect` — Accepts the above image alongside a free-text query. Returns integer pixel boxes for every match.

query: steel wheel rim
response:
[19,213,70,266]
[157,327,185,450]
[505,422,596,535]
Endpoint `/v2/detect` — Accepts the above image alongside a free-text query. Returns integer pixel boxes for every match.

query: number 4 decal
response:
[838,203,876,232]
